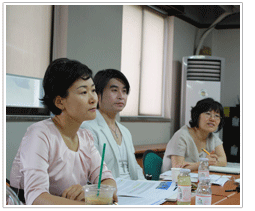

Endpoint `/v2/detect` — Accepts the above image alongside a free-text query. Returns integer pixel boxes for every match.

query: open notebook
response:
[209,162,240,174]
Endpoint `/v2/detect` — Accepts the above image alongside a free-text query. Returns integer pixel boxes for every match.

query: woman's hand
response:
[62,184,85,201]
[206,150,219,166]
[112,191,118,203]
[171,155,199,171]
[101,179,118,203]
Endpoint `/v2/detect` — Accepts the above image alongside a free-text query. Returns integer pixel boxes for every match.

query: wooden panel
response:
[213,193,240,205]
[134,143,167,154]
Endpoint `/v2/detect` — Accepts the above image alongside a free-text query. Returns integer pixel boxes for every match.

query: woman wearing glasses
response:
[162,98,227,172]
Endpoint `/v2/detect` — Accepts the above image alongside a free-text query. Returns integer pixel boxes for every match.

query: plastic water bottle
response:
[198,158,209,182]
[195,177,212,205]
[177,169,191,205]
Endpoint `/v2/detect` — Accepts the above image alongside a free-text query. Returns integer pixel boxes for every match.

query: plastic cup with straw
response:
[97,143,106,196]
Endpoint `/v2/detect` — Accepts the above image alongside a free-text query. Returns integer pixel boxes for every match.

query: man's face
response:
[98,78,128,114]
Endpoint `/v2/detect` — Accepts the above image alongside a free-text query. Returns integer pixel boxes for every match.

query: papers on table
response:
[209,162,240,174]
[118,196,166,205]
[160,171,231,186]
[212,175,232,186]
[160,171,201,182]
[235,178,240,184]
[160,171,197,182]
[190,173,231,186]
[116,178,177,205]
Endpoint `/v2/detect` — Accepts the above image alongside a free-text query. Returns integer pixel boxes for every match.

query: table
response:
[133,145,240,206]
[163,172,240,205]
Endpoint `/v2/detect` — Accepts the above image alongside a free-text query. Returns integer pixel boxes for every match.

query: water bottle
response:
[198,158,209,182]
[177,169,191,205]
[195,177,212,205]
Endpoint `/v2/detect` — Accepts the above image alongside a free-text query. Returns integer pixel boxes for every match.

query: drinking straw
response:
[97,143,106,196]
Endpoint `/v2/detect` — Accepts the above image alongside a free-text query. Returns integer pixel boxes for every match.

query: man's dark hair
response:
[93,69,130,108]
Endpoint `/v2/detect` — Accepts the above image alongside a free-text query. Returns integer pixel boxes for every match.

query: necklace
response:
[117,144,126,173]
[109,124,119,138]
[110,124,126,173]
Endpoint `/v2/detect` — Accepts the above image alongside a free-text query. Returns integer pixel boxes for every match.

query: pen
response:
[202,148,210,155]
[225,185,240,193]
[225,189,235,192]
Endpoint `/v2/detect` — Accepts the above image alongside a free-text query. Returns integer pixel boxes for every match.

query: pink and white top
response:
[10,118,114,205]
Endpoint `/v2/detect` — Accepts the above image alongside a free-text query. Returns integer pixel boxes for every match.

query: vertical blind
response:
[6,5,52,79]
[139,9,164,116]
[120,6,165,117]
[120,6,142,116]
[5,5,53,116]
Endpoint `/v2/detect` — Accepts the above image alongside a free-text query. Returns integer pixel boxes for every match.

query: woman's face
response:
[60,77,98,123]
[198,110,221,133]
[98,78,128,114]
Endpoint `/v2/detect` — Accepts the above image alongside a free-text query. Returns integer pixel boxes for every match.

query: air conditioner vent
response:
[187,59,221,81]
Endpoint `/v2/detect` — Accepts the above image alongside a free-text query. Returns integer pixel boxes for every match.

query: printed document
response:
[209,162,240,174]
[116,178,177,205]
[160,171,230,186]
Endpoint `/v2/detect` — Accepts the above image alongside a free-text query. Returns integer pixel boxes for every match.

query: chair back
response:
[142,150,163,180]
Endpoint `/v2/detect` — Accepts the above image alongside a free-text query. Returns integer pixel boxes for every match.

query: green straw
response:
[97,143,106,196]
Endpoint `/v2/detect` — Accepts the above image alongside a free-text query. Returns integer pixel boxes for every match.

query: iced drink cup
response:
[83,184,116,205]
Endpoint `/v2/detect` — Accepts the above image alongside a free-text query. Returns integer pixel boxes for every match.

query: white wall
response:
[194,28,240,107]
[169,17,198,135]
[121,122,171,145]
[212,29,240,107]
[6,121,36,179]
[67,5,123,71]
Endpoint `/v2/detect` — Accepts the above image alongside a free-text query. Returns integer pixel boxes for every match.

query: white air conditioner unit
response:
[180,55,225,128]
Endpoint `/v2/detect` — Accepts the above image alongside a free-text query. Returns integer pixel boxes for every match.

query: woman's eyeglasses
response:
[203,111,221,120]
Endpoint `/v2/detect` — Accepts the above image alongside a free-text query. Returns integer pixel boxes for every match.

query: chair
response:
[6,178,10,187]
[6,178,24,205]
[142,150,163,180]
[6,179,21,205]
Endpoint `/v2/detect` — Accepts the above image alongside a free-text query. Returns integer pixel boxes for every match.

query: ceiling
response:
[153,5,240,29]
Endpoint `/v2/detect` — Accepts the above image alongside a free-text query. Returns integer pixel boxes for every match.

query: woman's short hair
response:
[41,58,93,115]
[189,97,224,132]
[93,69,130,108]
